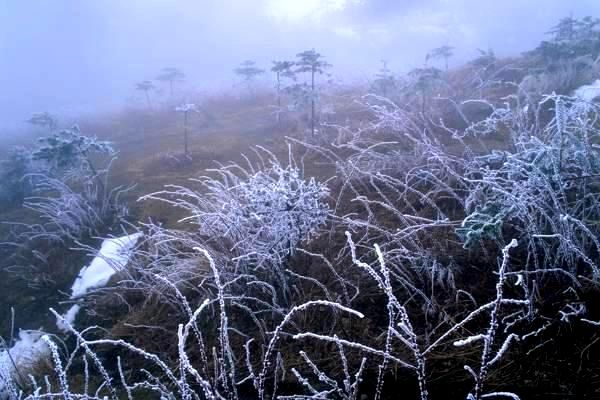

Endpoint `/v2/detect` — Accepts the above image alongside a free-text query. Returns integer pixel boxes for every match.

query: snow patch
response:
[71,233,142,298]
[0,331,50,399]
[56,304,81,332]
[574,79,600,102]
[57,233,142,331]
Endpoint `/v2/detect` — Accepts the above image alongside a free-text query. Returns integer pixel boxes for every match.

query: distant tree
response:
[372,60,397,97]
[548,16,577,42]
[295,49,332,136]
[27,112,58,131]
[175,103,198,157]
[271,60,296,123]
[157,67,185,97]
[531,16,600,64]
[470,48,496,69]
[234,60,265,94]
[576,16,600,41]
[283,82,312,117]
[408,66,442,114]
[427,45,454,71]
[469,49,498,98]
[135,80,155,108]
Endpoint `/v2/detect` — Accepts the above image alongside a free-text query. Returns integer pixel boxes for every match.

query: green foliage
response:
[456,203,509,249]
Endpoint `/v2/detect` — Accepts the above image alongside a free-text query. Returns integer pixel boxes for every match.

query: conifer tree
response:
[234,60,265,95]
[408,66,442,114]
[295,49,331,136]
[426,45,454,71]
[27,112,58,131]
[157,67,185,97]
[135,80,155,108]
[372,60,396,97]
[271,60,296,123]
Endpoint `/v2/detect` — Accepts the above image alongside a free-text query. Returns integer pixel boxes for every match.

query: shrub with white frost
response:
[142,149,330,272]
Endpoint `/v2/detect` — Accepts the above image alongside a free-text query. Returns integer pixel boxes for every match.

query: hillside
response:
[1,17,600,400]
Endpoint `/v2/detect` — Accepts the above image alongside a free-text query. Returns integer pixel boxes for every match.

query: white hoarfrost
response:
[0,331,51,399]
[574,79,600,102]
[57,233,142,331]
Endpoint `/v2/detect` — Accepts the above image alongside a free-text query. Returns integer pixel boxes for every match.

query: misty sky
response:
[1,0,599,132]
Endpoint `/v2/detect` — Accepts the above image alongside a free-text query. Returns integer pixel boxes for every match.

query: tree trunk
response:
[184,111,189,156]
[311,68,315,136]
[277,72,281,125]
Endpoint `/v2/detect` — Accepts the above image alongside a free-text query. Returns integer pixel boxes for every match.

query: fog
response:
[3,2,600,397]
[1,0,598,132]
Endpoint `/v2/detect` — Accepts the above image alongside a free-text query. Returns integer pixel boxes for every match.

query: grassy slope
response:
[0,88,352,332]
[1,54,599,398]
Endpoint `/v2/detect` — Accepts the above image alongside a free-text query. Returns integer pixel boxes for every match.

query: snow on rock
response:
[574,79,600,102]
[57,233,142,331]
[0,331,50,399]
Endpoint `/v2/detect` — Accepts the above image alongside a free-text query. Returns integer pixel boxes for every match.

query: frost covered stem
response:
[473,239,518,400]
[257,300,364,399]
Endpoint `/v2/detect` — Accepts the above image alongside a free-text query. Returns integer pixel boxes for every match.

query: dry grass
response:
[2,49,600,399]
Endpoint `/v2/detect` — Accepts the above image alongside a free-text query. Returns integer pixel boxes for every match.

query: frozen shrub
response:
[0,128,113,210]
[3,128,129,243]
[0,135,131,288]
[332,89,600,278]
[32,125,114,180]
[142,149,330,274]
[456,203,506,248]
[21,167,130,243]
[461,94,600,274]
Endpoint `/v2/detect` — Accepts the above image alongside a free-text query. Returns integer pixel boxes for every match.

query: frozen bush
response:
[461,94,600,275]
[142,148,330,274]
[32,126,114,180]
[22,171,130,242]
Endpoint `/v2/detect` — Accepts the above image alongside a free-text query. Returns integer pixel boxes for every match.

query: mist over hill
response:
[2,2,600,400]
[1,0,598,131]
